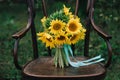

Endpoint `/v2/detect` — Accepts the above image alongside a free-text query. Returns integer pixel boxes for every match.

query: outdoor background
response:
[0,0,120,80]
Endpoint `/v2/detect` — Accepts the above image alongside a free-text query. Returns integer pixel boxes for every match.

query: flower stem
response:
[54,46,69,68]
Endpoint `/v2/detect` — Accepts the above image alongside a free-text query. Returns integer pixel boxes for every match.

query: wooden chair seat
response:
[23,57,106,80]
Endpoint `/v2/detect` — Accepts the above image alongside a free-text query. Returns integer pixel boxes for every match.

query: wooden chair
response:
[12,0,112,80]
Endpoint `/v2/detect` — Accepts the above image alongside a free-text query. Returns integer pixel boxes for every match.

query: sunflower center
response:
[69,23,77,32]
[57,36,65,41]
[46,38,52,42]
[70,35,77,41]
[53,23,61,30]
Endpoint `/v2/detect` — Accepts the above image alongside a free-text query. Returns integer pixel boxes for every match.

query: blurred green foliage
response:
[0,0,120,80]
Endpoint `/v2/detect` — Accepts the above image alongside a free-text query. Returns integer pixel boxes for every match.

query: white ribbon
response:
[63,44,104,67]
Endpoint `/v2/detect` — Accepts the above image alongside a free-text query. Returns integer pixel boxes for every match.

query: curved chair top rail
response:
[41,0,79,17]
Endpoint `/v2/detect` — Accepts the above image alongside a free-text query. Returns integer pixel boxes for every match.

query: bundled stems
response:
[54,46,69,68]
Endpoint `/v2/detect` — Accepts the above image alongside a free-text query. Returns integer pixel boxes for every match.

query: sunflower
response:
[69,33,81,44]
[69,12,74,19]
[37,32,43,37]
[80,33,85,40]
[41,17,47,28]
[37,32,51,41]
[68,12,75,18]
[74,16,80,22]
[45,38,55,49]
[63,5,70,15]
[66,18,82,34]
[38,32,55,48]
[55,34,68,45]
[49,19,65,34]
[41,16,47,23]
[37,32,45,43]
[81,28,86,33]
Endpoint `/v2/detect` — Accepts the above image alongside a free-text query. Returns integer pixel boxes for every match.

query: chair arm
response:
[13,39,22,70]
[12,26,31,70]
[12,0,37,70]
[12,18,32,39]
[90,8,112,68]
[12,17,33,70]
[12,28,29,39]
[104,40,112,68]
[90,8,112,40]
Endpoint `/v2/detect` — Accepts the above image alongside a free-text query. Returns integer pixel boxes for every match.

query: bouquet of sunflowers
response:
[37,5,104,68]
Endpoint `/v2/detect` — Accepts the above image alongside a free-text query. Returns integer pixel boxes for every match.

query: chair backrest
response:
[27,0,95,59]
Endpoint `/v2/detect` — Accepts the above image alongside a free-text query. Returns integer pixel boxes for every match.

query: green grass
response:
[0,1,120,80]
